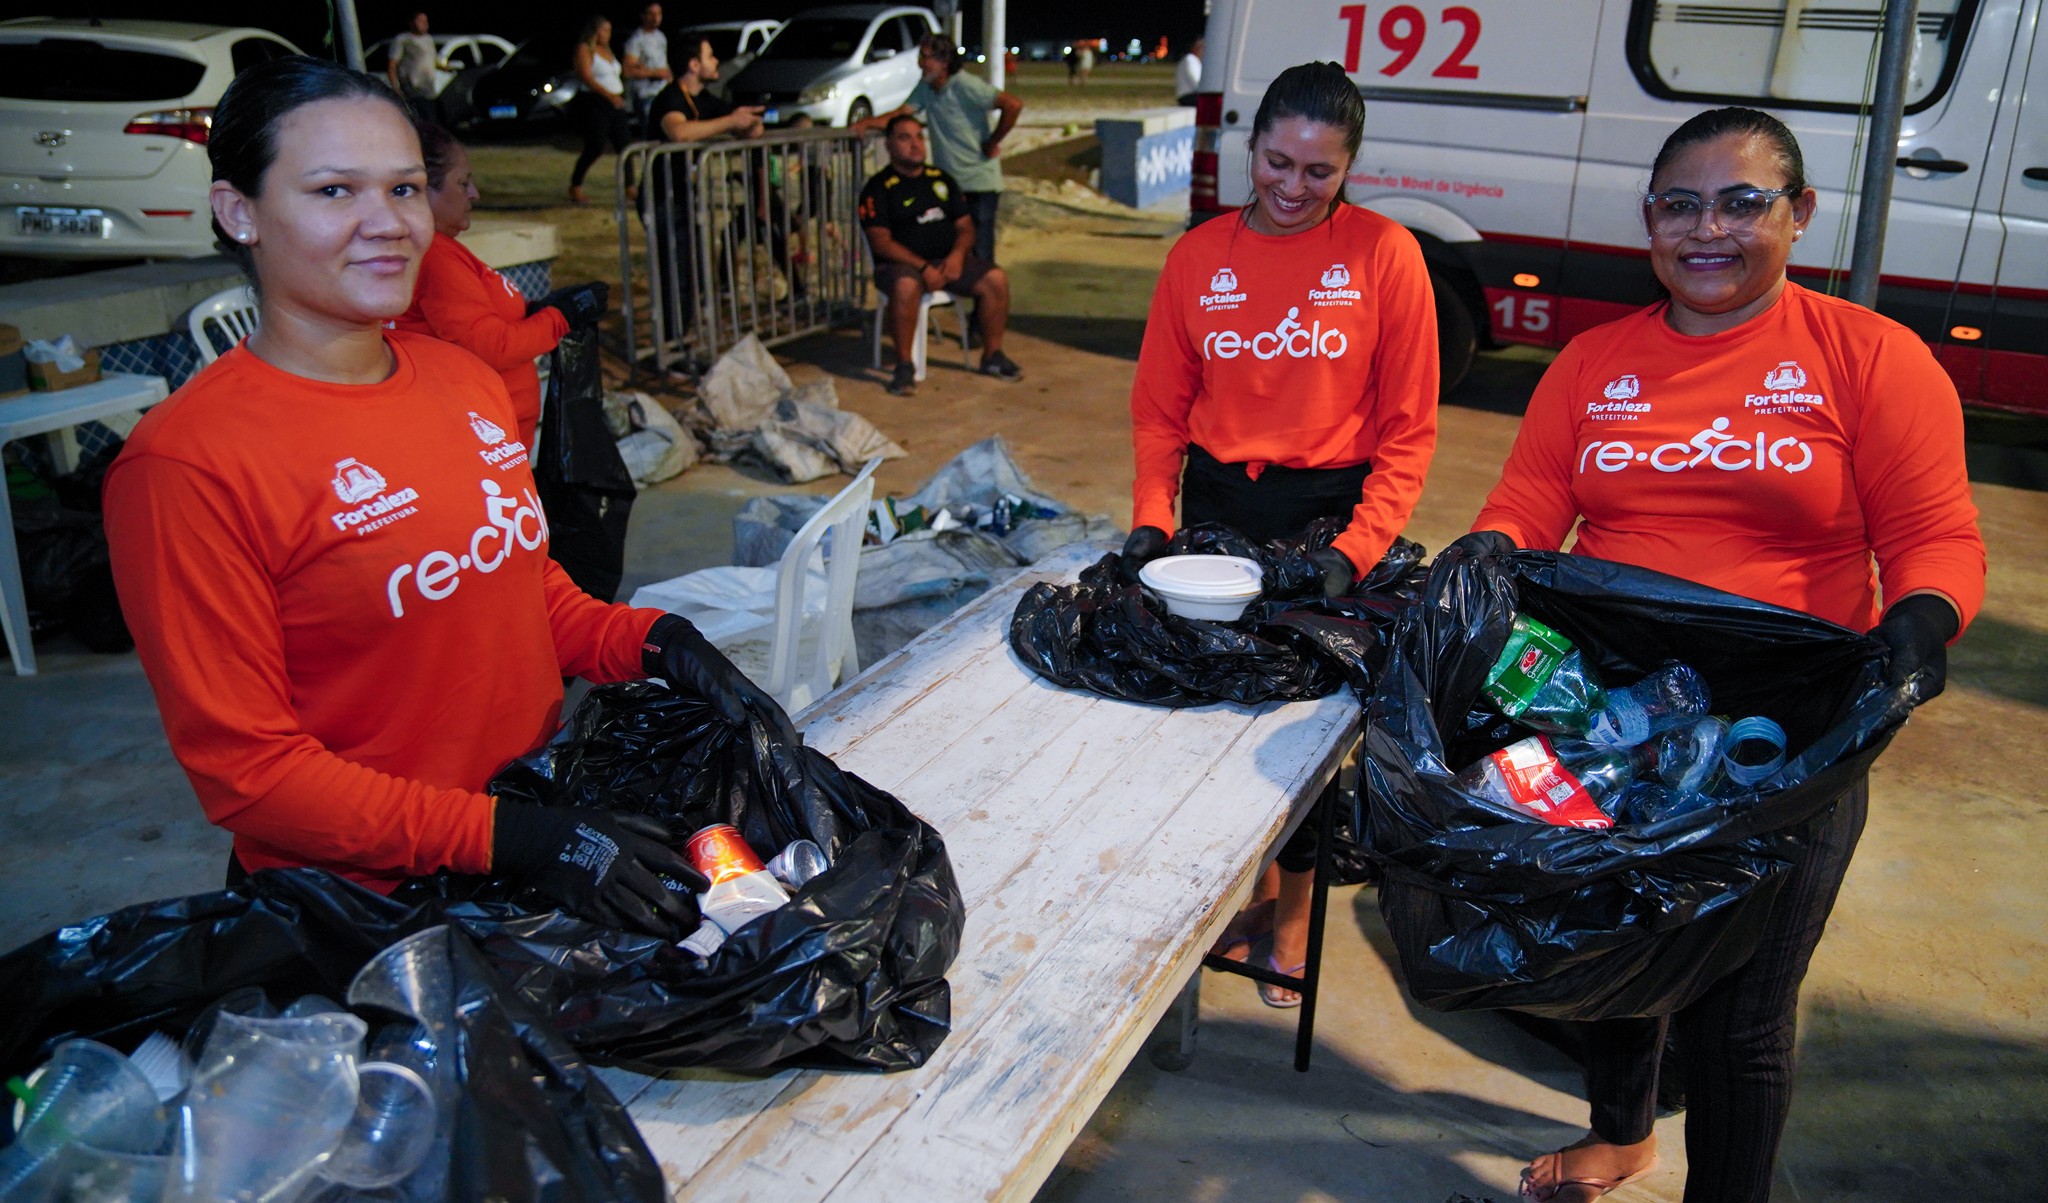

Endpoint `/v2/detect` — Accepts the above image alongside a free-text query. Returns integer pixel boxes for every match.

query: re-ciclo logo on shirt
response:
[1202,307,1349,361]
[1578,417,1813,476]
[384,478,550,618]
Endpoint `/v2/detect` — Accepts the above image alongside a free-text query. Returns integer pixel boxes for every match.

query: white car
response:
[0,18,299,261]
[364,32,515,104]
[725,5,938,127]
[676,19,783,90]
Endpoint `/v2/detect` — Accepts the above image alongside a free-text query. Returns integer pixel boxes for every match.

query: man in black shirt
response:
[643,37,764,361]
[859,114,1021,396]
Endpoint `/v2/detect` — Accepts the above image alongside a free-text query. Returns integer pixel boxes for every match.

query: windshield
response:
[757,18,869,61]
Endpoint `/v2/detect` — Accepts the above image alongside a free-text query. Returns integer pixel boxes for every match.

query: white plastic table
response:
[610,543,1358,1200]
[0,373,170,675]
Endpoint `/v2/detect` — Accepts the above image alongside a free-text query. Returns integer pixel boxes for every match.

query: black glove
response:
[1121,525,1170,578]
[533,281,610,329]
[491,803,707,937]
[1308,546,1355,598]
[643,613,795,734]
[1870,593,1960,701]
[1448,529,1518,559]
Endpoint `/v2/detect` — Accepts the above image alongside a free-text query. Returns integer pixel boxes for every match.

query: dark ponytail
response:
[1650,106,1807,194]
[209,56,410,269]
[1246,61,1366,218]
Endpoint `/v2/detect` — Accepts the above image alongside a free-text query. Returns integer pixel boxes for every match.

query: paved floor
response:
[4,265,2045,1200]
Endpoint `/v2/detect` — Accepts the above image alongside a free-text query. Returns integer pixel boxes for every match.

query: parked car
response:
[0,17,299,261]
[724,5,938,127]
[676,19,783,95]
[364,32,516,127]
[465,40,580,134]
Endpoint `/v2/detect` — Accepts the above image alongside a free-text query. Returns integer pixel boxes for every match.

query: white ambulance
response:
[1189,0,2047,414]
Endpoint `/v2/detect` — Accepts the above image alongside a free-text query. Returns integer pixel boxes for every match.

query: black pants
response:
[1180,442,1370,873]
[569,93,632,188]
[1579,777,1869,1203]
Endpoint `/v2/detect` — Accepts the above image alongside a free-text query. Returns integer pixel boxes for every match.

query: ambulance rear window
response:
[1628,0,1978,114]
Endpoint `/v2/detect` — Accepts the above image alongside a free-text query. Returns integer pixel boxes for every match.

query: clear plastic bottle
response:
[1583,664,1712,747]
[1626,714,1791,823]
[1452,735,1659,829]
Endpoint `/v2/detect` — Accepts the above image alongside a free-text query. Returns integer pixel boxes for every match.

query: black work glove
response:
[531,281,610,329]
[1870,593,1960,702]
[1120,525,1170,579]
[642,613,796,735]
[1308,546,1355,598]
[1448,529,1518,559]
[491,803,707,937]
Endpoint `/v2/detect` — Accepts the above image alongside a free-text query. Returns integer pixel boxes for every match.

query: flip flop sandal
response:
[1258,954,1306,1010]
[1206,897,1275,963]
[1518,1152,1660,1201]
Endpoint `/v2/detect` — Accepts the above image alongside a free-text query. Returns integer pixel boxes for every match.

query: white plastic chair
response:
[187,285,259,365]
[630,459,880,714]
[866,244,971,382]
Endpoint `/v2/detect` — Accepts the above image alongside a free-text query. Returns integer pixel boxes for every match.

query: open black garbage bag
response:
[0,869,663,1203]
[536,324,636,601]
[1009,517,1428,708]
[405,680,965,1074]
[1362,544,1916,1020]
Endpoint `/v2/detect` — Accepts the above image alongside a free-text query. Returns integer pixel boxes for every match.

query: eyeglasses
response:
[1643,187,1797,236]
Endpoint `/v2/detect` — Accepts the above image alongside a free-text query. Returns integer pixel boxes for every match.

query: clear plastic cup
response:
[0,1040,167,1200]
[316,1061,436,1189]
[165,1011,366,1203]
[45,1143,170,1202]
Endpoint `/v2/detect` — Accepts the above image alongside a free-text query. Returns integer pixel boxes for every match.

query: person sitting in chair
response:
[858,114,1021,397]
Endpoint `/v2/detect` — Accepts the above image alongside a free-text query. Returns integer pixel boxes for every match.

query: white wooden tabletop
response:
[609,543,1359,1202]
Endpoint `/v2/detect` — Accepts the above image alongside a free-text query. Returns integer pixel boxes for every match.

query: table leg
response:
[1291,771,1340,1072]
[1148,971,1200,1072]
[0,472,35,676]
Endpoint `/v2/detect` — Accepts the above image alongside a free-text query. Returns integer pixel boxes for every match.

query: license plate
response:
[16,207,107,238]
[488,104,518,119]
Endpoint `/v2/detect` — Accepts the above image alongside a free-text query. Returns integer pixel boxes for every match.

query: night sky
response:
[34,2,1211,62]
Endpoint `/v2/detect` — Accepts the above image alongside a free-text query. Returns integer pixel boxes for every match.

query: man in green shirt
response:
[858,33,1023,265]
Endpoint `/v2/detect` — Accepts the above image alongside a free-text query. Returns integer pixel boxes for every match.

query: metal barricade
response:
[617,129,873,377]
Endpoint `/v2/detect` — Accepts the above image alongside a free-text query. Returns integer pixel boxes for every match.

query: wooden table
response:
[609,543,1359,1201]
[0,373,170,675]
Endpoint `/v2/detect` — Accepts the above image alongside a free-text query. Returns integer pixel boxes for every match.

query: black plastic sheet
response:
[408,680,966,1074]
[536,324,635,601]
[1008,518,1427,709]
[0,870,663,1203]
[1362,543,1915,1020]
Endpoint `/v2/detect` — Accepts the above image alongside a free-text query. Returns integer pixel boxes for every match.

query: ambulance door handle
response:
[1896,156,1969,174]
[2023,167,2048,182]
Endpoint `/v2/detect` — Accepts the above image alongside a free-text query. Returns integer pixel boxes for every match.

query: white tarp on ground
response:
[690,335,906,483]
[605,390,701,487]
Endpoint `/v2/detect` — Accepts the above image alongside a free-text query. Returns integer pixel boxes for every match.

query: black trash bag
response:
[536,324,636,601]
[1362,544,1916,1020]
[1009,517,1428,709]
[0,868,664,1203]
[404,680,965,1074]
[8,443,130,654]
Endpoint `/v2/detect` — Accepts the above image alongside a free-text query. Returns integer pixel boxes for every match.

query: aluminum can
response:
[687,824,766,885]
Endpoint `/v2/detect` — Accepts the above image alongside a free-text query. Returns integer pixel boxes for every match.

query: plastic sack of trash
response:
[0,869,663,1203]
[1009,517,1428,708]
[1362,543,1916,1020]
[404,680,965,1073]
[536,325,636,601]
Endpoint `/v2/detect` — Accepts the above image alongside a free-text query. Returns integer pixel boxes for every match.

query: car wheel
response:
[1430,264,1479,395]
[846,97,872,126]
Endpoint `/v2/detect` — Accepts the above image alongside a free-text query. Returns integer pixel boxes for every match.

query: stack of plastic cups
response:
[0,1039,169,1200]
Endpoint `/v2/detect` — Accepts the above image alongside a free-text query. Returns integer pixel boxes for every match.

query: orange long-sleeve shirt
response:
[393,233,569,445]
[104,332,663,893]
[1131,203,1439,570]
[1474,283,1985,633]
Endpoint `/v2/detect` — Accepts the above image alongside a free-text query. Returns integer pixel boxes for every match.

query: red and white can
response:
[687,824,766,885]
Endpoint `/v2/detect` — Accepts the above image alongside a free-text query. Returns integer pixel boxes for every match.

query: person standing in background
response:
[1077,38,1096,85]
[622,3,672,133]
[567,15,632,205]
[386,11,443,107]
[858,33,1023,267]
[1176,36,1205,105]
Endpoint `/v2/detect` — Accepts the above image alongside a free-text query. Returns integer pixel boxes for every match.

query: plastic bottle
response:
[1582,664,1712,746]
[1625,714,1792,824]
[1452,735,1658,829]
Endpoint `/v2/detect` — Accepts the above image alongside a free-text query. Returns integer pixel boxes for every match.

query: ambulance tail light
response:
[1191,92,1223,218]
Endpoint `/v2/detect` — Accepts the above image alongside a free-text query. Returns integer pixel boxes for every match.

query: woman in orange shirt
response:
[1463,108,1983,1203]
[1126,61,1440,1006]
[393,120,604,447]
[104,57,778,938]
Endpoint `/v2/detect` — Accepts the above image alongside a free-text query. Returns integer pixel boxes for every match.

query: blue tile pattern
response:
[502,261,553,301]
